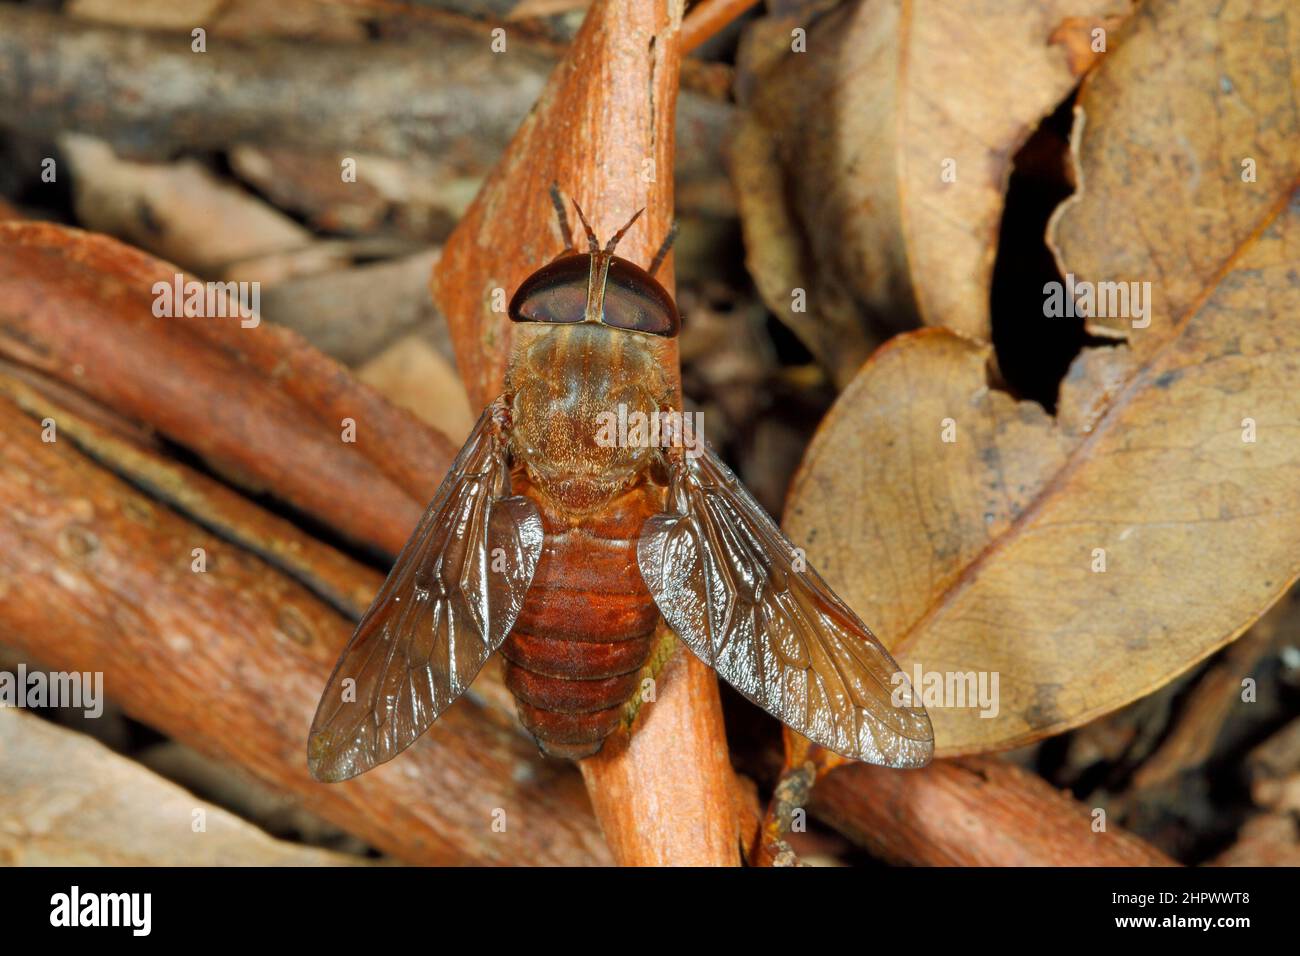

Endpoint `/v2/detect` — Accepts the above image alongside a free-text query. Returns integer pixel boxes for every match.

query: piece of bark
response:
[66,0,224,30]
[1244,717,1300,813]
[756,732,1174,867]
[436,0,742,865]
[0,6,729,196]
[257,248,450,366]
[60,134,345,282]
[356,332,477,443]
[578,627,744,866]
[356,0,588,44]
[681,0,760,53]
[0,366,382,619]
[1210,812,1300,867]
[0,222,455,557]
[229,146,469,242]
[0,398,610,865]
[1053,677,1186,790]
[812,756,1177,866]
[69,0,370,41]
[1,6,544,167]
[3,356,552,771]
[0,708,371,866]
[1130,615,1283,790]
[137,740,369,851]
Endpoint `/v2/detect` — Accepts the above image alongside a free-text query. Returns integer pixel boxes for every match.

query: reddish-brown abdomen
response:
[501,476,663,759]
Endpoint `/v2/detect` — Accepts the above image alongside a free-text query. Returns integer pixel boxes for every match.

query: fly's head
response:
[502,193,680,515]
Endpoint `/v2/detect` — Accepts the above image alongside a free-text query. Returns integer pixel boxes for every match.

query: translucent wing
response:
[637,446,934,768]
[308,403,542,782]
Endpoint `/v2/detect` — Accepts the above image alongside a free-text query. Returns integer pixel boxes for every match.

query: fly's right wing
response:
[638,445,933,769]
[308,403,542,782]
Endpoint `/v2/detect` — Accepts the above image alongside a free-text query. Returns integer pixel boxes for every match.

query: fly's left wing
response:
[308,402,542,782]
[637,445,934,768]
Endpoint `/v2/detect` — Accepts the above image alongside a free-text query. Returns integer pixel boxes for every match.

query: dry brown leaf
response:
[784,0,1300,755]
[1048,0,1300,357]
[732,0,1130,387]
[1049,13,1130,76]
[0,709,367,866]
[789,327,1297,755]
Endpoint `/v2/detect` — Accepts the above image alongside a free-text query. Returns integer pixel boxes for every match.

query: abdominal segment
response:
[500,474,663,759]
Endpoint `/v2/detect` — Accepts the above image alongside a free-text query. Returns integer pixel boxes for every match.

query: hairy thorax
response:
[505,323,670,517]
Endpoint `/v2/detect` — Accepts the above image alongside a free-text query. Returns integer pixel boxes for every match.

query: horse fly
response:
[308,187,933,780]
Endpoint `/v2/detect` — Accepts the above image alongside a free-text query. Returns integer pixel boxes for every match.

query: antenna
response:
[570,199,601,253]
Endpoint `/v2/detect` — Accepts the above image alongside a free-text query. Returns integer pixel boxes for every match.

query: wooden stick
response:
[812,756,1177,866]
[0,367,382,620]
[681,0,760,54]
[0,7,727,187]
[435,0,684,406]
[578,628,744,865]
[436,0,743,865]
[0,222,454,558]
[0,392,609,865]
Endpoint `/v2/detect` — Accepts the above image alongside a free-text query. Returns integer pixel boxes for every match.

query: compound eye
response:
[508,255,592,325]
[601,257,680,337]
